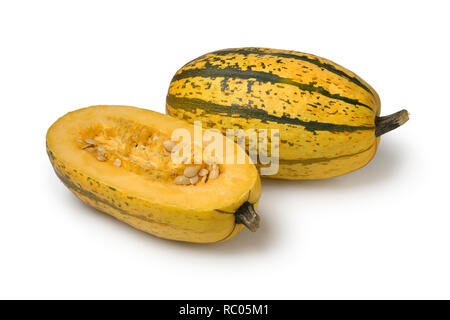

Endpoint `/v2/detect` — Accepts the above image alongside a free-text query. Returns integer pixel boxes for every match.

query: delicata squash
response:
[166,47,409,180]
[46,105,261,243]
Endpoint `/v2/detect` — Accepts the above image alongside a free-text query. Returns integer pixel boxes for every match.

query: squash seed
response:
[171,143,183,153]
[198,168,209,177]
[209,167,219,179]
[163,140,176,152]
[97,155,106,161]
[174,175,190,185]
[81,144,93,149]
[184,166,200,178]
[114,158,121,167]
[189,176,199,184]
[84,138,97,145]
[97,146,105,153]
[207,162,218,171]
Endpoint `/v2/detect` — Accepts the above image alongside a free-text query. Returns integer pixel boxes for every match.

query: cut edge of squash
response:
[46,105,261,212]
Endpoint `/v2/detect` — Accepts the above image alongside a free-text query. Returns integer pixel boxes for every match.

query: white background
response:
[1,0,449,299]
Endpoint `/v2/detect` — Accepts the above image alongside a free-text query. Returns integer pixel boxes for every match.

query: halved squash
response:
[46,105,261,243]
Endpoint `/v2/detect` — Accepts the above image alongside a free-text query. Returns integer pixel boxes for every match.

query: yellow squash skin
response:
[47,106,261,243]
[166,47,395,180]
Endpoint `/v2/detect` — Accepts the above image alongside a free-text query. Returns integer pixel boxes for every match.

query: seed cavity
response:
[78,124,222,186]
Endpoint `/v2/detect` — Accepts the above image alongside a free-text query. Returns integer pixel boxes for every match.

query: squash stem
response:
[375,109,409,137]
[235,202,260,232]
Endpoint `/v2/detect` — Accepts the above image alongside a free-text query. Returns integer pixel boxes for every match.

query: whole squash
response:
[166,47,408,179]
